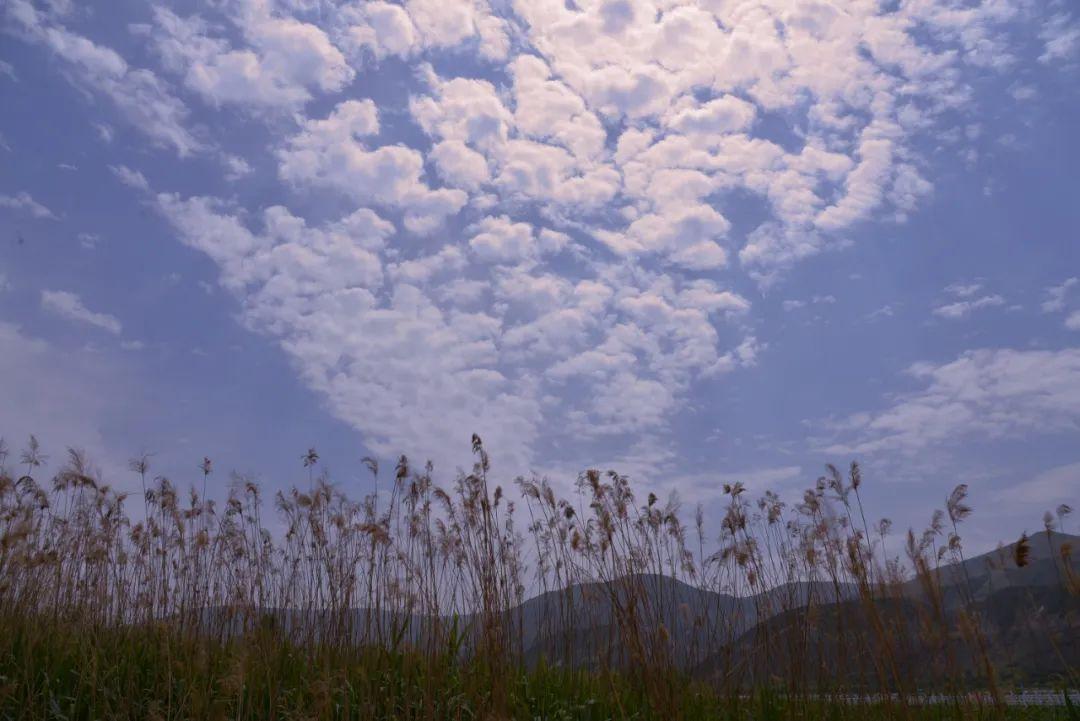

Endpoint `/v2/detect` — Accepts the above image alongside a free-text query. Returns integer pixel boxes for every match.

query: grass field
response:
[0,434,1076,720]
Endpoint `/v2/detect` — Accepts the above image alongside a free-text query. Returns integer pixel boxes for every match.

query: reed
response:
[0,434,1075,720]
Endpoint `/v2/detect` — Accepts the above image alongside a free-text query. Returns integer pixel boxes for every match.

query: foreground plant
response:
[0,434,1075,720]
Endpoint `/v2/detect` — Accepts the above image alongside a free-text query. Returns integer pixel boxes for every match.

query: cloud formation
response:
[0,191,56,219]
[149,3,353,110]
[5,0,201,156]
[11,0,1074,476]
[824,348,1080,455]
[41,290,122,335]
[155,189,754,471]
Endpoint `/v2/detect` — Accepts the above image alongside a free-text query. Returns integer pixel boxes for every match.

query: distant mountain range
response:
[510,532,1078,681]
[214,531,1078,687]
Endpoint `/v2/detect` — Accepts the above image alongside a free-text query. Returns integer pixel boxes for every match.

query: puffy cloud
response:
[155,194,544,470]
[814,129,897,232]
[29,0,1067,475]
[502,0,1036,278]
[155,187,755,469]
[670,241,729,271]
[349,2,417,59]
[410,74,512,148]
[597,202,731,268]
[411,68,624,211]
[665,95,757,135]
[495,139,619,206]
[396,0,1043,282]
[278,99,466,230]
[156,194,389,298]
[429,140,490,190]
[739,224,824,285]
[388,246,467,285]
[468,216,537,264]
[510,55,606,159]
[409,0,508,58]
[344,0,510,61]
[678,282,751,316]
[150,3,353,109]
[406,0,480,49]
[41,290,122,335]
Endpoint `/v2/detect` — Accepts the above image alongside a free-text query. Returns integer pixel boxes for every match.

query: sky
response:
[1,0,1078,552]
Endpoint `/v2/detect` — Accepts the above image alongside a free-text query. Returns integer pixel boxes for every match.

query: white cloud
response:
[665,95,756,135]
[151,4,353,110]
[408,0,508,59]
[345,0,509,61]
[279,99,466,231]
[41,290,122,335]
[95,123,114,144]
[388,245,467,285]
[933,294,1005,320]
[27,0,1066,476]
[155,192,755,470]
[6,0,201,156]
[597,202,732,267]
[411,70,621,211]
[823,347,1080,455]
[0,191,56,219]
[410,73,511,148]
[510,55,606,160]
[109,164,150,191]
[946,281,985,299]
[468,215,537,263]
[223,155,253,181]
[1066,311,1080,331]
[500,0,1036,279]
[348,2,417,59]
[429,140,490,190]
[1039,13,1080,64]
[1042,277,1077,313]
[155,194,540,471]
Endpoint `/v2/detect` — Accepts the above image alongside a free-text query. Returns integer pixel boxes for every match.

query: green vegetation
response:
[0,434,1076,720]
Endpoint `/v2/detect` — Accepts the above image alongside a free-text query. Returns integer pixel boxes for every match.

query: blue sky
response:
[1,0,1078,552]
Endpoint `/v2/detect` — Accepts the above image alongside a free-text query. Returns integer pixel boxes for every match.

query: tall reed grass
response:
[0,434,1075,720]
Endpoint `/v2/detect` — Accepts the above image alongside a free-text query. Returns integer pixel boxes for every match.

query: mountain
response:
[900,530,1077,604]
[209,532,1078,685]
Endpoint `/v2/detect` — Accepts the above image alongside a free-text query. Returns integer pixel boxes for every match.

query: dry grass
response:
[0,434,1075,720]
